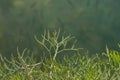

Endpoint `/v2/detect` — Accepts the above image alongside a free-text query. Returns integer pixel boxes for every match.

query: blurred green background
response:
[0,0,120,56]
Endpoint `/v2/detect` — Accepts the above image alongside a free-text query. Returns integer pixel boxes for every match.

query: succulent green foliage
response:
[103,47,120,68]
[0,31,120,80]
[35,30,82,61]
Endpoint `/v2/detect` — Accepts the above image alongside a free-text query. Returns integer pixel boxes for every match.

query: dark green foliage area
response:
[0,0,120,56]
[0,31,120,80]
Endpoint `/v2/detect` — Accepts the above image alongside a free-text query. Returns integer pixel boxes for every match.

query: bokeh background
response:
[0,0,120,57]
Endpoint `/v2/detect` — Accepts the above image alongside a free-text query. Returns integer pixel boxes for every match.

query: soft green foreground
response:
[0,31,120,80]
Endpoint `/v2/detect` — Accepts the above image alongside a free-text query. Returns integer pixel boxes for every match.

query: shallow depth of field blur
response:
[0,0,120,79]
[0,0,120,56]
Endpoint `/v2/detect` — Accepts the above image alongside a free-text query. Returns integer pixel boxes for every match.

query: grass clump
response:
[0,30,120,80]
